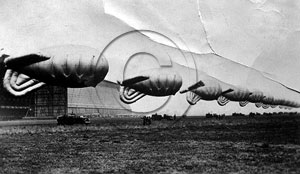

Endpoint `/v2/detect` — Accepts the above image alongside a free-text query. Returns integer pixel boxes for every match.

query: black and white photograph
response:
[0,0,299,173]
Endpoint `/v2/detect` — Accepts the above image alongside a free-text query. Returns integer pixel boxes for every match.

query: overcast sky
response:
[1,0,300,115]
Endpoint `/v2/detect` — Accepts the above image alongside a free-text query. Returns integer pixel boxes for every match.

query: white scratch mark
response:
[196,0,216,54]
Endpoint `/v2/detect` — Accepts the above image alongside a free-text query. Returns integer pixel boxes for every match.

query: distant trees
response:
[205,111,298,119]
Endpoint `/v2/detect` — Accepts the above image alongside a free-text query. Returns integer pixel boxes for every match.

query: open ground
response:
[0,115,299,174]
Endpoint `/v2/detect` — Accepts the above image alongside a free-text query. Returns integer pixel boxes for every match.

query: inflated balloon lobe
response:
[7,45,109,88]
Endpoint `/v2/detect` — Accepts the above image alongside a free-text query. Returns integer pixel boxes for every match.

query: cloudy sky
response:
[1,0,300,115]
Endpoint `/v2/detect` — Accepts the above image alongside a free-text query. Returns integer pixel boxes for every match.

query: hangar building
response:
[0,60,132,120]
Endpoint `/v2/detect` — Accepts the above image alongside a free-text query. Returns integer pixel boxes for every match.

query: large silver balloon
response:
[248,90,265,103]
[239,90,265,107]
[180,78,233,105]
[273,97,285,106]
[217,86,251,106]
[3,45,109,96]
[261,95,274,106]
[118,68,182,104]
[284,100,300,108]
[222,86,251,104]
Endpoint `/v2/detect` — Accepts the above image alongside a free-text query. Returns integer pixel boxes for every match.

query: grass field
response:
[0,115,299,173]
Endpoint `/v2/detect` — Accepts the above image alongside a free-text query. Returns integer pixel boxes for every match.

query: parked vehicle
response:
[163,114,175,120]
[57,113,90,125]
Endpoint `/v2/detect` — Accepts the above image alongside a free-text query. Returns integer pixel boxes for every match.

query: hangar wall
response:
[68,81,133,117]
[33,86,67,118]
